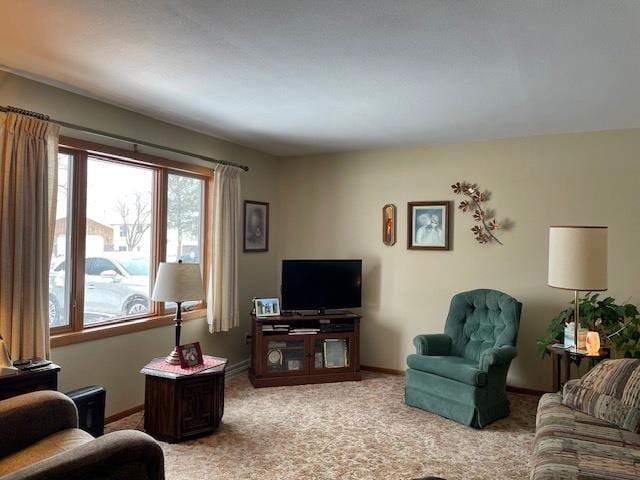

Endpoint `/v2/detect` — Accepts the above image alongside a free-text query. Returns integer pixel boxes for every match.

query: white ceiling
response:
[1,1,640,156]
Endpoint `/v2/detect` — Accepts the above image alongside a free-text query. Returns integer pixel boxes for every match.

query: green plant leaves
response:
[538,293,640,358]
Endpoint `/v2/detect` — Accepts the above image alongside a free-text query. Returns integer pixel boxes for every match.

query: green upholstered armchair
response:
[405,289,522,428]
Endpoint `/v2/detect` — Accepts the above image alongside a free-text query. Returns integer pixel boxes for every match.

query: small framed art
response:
[407,201,451,250]
[244,200,269,252]
[177,342,204,368]
[382,204,396,246]
[254,297,281,317]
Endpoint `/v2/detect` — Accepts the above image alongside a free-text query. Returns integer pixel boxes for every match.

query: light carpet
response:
[107,372,539,480]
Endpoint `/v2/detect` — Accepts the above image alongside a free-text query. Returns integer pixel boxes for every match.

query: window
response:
[49,139,212,341]
[49,153,73,328]
[167,173,204,264]
[84,158,153,325]
[166,173,205,310]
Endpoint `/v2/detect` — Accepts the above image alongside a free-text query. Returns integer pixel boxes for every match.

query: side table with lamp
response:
[142,261,228,443]
[547,225,608,390]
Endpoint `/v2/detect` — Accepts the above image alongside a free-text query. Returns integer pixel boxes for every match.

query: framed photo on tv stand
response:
[254,298,281,317]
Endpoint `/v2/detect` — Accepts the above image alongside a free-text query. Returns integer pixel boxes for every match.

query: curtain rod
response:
[0,105,249,172]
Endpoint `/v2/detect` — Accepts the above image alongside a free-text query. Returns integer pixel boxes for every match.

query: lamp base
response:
[165,348,180,365]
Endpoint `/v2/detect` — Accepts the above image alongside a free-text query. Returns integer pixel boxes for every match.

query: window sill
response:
[51,309,207,348]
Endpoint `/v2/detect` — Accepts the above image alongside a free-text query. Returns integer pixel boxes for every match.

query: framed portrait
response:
[407,201,451,250]
[382,204,396,246]
[244,200,269,252]
[177,342,204,368]
[254,297,281,317]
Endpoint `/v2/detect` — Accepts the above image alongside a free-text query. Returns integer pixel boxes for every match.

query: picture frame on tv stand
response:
[254,298,281,317]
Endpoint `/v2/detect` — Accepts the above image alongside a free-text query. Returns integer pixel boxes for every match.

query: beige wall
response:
[0,72,280,416]
[278,130,640,391]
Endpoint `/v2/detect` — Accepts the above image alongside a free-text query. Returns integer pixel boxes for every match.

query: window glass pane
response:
[166,174,204,264]
[84,157,154,325]
[166,174,204,309]
[49,153,73,328]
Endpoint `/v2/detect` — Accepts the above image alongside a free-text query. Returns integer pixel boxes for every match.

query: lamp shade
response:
[152,262,205,302]
[548,226,608,291]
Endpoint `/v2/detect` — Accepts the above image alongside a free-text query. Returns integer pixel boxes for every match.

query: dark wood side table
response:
[141,357,227,443]
[0,363,61,401]
[546,345,610,392]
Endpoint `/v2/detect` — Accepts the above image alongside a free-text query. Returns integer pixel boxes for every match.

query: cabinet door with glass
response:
[260,336,307,376]
[310,333,355,374]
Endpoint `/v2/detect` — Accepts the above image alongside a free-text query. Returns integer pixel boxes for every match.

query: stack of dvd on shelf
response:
[289,327,320,335]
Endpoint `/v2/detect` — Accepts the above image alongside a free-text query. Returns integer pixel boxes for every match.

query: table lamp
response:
[548,226,608,351]
[152,261,205,364]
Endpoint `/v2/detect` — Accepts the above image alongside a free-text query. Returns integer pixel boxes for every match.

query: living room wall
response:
[277,130,640,391]
[0,71,281,416]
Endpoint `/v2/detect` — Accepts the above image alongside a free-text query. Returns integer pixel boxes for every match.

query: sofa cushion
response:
[407,354,487,386]
[0,428,93,476]
[562,359,640,433]
[532,392,640,480]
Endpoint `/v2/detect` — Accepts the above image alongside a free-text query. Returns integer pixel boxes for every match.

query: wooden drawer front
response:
[0,373,57,401]
[180,379,213,435]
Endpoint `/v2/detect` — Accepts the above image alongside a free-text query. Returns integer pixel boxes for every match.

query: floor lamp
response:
[548,226,608,351]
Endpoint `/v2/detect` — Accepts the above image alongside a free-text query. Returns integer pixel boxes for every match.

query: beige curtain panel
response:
[207,164,241,333]
[0,112,60,360]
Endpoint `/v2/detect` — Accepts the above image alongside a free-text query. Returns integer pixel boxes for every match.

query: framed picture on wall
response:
[382,204,396,246]
[244,200,269,252]
[407,201,451,250]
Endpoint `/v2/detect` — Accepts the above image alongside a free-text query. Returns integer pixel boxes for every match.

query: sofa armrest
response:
[413,334,452,356]
[5,430,164,480]
[0,391,78,457]
[479,346,517,371]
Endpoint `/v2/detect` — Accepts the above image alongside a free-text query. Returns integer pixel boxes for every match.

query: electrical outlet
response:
[244,332,252,345]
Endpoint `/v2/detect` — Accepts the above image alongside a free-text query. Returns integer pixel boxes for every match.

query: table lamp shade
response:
[152,262,205,302]
[548,226,608,291]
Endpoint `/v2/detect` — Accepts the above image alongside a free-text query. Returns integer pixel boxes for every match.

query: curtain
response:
[207,164,241,333]
[0,112,60,360]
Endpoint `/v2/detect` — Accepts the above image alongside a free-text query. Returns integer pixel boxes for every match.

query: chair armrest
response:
[5,430,164,480]
[479,346,518,371]
[413,334,452,356]
[0,391,78,457]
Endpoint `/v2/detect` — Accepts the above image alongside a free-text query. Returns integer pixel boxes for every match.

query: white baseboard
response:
[225,358,250,381]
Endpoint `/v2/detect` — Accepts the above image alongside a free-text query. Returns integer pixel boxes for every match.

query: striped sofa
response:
[531,389,640,479]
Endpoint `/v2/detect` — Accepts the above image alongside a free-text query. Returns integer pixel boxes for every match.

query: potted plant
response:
[537,293,640,358]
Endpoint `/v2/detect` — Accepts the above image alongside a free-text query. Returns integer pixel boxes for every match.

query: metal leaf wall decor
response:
[451,181,508,245]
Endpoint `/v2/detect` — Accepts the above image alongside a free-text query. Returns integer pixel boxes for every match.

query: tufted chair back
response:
[444,289,522,362]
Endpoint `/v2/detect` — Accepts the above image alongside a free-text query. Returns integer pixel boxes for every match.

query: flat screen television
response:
[281,259,362,312]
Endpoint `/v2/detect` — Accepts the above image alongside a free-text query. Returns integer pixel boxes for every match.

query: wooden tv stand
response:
[249,312,361,388]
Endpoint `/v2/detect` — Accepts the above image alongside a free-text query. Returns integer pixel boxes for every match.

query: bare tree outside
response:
[115,192,152,251]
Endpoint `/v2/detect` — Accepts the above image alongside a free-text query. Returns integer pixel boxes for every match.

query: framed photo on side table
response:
[244,200,269,252]
[177,342,204,368]
[407,201,451,250]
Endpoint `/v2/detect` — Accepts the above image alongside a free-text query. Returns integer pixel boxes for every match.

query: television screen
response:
[281,260,362,311]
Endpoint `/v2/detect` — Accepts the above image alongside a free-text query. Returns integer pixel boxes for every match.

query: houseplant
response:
[537,293,640,358]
